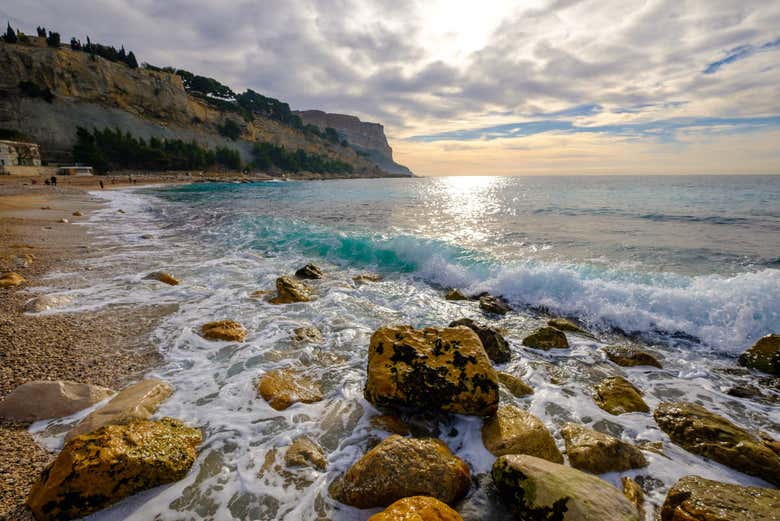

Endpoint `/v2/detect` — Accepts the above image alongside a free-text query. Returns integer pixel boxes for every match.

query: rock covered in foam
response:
[284,435,327,470]
[23,294,72,313]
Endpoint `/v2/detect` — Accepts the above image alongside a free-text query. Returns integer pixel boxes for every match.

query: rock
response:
[59,218,69,224]
[603,345,662,368]
[353,272,383,283]
[560,423,647,474]
[593,376,649,415]
[249,289,273,299]
[292,326,323,343]
[660,475,780,521]
[269,275,313,304]
[653,401,780,485]
[760,432,780,457]
[72,210,83,217]
[66,379,173,440]
[444,288,468,301]
[492,454,640,521]
[295,263,323,279]
[284,436,327,470]
[449,318,511,363]
[738,334,780,375]
[201,320,247,341]
[11,253,34,268]
[522,327,569,350]
[257,368,323,410]
[0,381,114,422]
[364,325,499,416]
[368,496,464,521]
[140,233,154,239]
[330,435,471,508]
[621,477,645,520]
[370,414,411,435]
[548,318,590,335]
[479,295,511,315]
[481,405,563,462]
[27,418,201,520]
[497,371,533,397]
[0,272,26,288]
[144,270,179,286]
[117,209,126,214]
[23,294,72,313]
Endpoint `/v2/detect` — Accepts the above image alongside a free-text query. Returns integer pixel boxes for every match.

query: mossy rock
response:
[482,405,562,463]
[450,318,511,363]
[660,475,780,521]
[593,376,649,415]
[738,334,780,375]
[522,327,569,350]
[368,496,464,521]
[560,423,647,474]
[603,345,662,368]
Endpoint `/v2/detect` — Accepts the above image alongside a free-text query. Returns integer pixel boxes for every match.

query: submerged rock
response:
[269,275,313,304]
[72,210,83,217]
[603,345,662,368]
[258,368,323,410]
[67,379,173,440]
[23,294,72,313]
[444,288,468,301]
[292,326,324,343]
[368,496,464,521]
[481,405,563,463]
[0,380,114,422]
[201,320,247,342]
[364,325,499,416]
[330,435,471,508]
[653,401,780,485]
[738,334,780,375]
[593,376,649,415]
[621,477,645,520]
[449,318,511,363]
[660,475,780,521]
[491,454,640,521]
[284,436,327,470]
[144,270,180,286]
[353,272,383,283]
[0,271,26,287]
[560,423,647,474]
[295,263,323,279]
[497,371,533,397]
[27,418,201,521]
[548,318,590,336]
[479,295,511,315]
[522,327,569,350]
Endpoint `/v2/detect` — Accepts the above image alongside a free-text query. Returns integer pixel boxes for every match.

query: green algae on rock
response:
[364,325,499,416]
[738,334,780,375]
[522,327,569,350]
[603,345,662,368]
[482,405,563,463]
[27,418,201,521]
[449,318,511,363]
[593,376,649,415]
[660,475,780,521]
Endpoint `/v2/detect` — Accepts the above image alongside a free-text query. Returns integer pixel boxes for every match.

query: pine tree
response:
[126,51,138,69]
[46,31,60,48]
[37,26,46,37]
[4,23,18,44]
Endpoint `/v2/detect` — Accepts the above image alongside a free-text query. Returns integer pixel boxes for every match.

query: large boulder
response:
[479,295,511,315]
[284,435,327,470]
[27,418,201,521]
[368,496,463,521]
[522,327,569,350]
[330,435,471,508]
[738,334,780,375]
[449,318,511,363]
[23,294,73,313]
[144,271,179,285]
[593,376,649,415]
[560,423,647,474]
[481,405,563,463]
[491,454,640,521]
[201,320,247,342]
[497,371,533,397]
[66,379,173,440]
[660,475,780,521]
[603,345,662,368]
[364,325,499,416]
[269,276,313,304]
[653,402,780,485]
[258,368,323,410]
[0,271,26,287]
[295,263,323,279]
[0,381,114,422]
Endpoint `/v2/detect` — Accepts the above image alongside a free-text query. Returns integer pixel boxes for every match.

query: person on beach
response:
[50,176,57,187]
[99,180,104,190]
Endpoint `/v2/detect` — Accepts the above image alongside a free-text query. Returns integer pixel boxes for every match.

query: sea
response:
[30,175,780,520]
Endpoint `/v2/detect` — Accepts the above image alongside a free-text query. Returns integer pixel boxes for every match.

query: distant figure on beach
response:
[128,175,132,184]
[99,180,104,190]
[44,179,50,186]
[50,176,57,187]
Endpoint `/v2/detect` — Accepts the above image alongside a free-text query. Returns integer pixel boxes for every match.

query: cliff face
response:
[0,43,410,176]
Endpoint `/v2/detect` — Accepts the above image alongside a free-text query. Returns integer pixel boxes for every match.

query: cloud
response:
[704,36,780,74]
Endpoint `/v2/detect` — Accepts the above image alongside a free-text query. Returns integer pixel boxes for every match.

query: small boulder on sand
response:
[144,271,180,286]
[59,218,69,224]
[593,376,649,415]
[603,345,662,368]
[0,272,26,288]
[481,405,563,463]
[450,318,511,363]
[295,263,323,279]
[738,333,780,375]
[522,327,569,350]
[368,496,463,521]
[201,320,247,342]
[560,423,647,474]
[330,435,471,508]
[284,435,327,470]
[479,294,511,315]
[660,475,780,521]
[269,276,313,304]
[0,380,114,422]
[257,368,323,410]
[72,210,83,217]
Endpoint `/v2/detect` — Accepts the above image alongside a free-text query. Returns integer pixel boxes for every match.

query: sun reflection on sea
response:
[434,176,506,243]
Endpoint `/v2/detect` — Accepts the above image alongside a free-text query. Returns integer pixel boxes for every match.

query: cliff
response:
[0,42,411,177]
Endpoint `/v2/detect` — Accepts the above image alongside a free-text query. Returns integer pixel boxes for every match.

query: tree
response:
[46,31,60,47]
[70,37,81,51]
[4,23,18,44]
[36,26,46,37]
[126,51,138,69]
[218,119,242,140]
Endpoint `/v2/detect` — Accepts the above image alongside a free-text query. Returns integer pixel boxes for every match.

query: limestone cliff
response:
[0,43,410,177]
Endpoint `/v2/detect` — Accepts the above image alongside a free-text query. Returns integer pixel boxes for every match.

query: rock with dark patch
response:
[368,496,464,521]
[522,327,569,350]
[258,368,323,411]
[449,318,511,363]
[593,376,649,415]
[479,295,511,315]
[482,405,563,463]
[603,345,662,368]
[284,436,327,470]
[27,418,201,521]
[370,414,411,435]
[364,325,499,416]
[295,263,323,279]
[560,423,647,474]
[201,320,247,342]
[491,454,640,521]
[660,475,780,521]
[269,276,313,304]
[738,334,780,375]
[497,371,533,397]
[330,435,471,508]
[653,401,780,485]
[444,288,468,301]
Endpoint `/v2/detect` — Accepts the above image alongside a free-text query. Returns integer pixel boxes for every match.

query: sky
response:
[3,0,780,175]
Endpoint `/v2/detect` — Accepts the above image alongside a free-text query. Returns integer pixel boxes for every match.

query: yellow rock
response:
[144,270,180,286]
[284,435,327,470]
[0,271,26,288]
[522,327,569,350]
[269,275,312,304]
[593,376,649,415]
[622,477,645,519]
[27,418,201,521]
[368,496,464,521]
[560,422,647,474]
[481,405,563,463]
[257,368,323,410]
[66,379,173,440]
[201,320,247,341]
[364,325,499,416]
[497,371,533,397]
